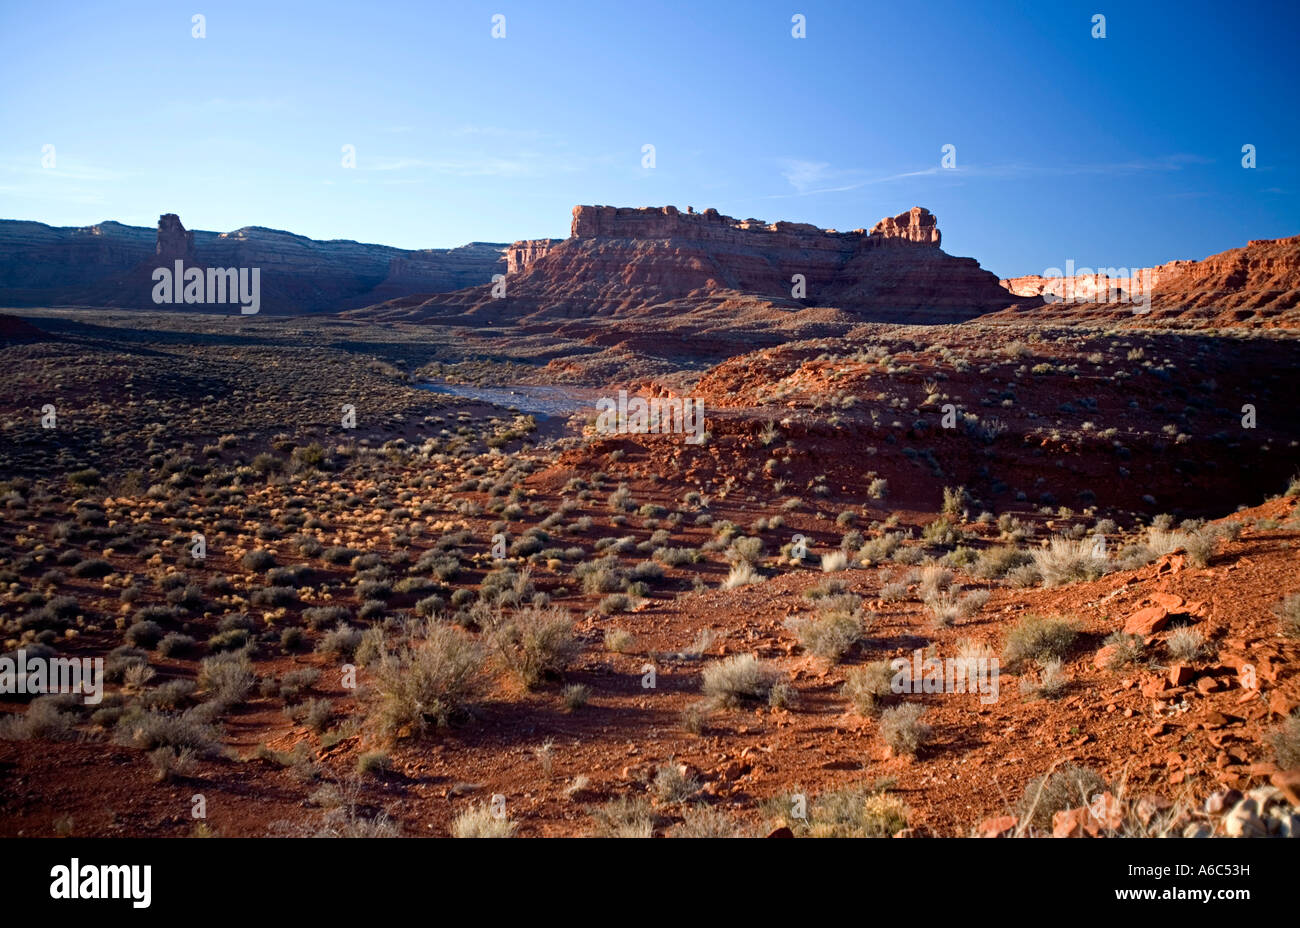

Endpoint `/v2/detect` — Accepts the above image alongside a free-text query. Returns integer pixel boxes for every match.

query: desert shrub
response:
[721,562,763,590]
[1182,530,1218,568]
[786,603,866,662]
[303,605,350,630]
[1004,614,1078,669]
[71,557,113,578]
[322,546,362,565]
[371,622,483,737]
[156,632,197,658]
[821,550,849,573]
[356,750,392,776]
[701,654,783,707]
[1016,765,1108,830]
[728,536,764,565]
[1099,631,1143,669]
[562,683,590,711]
[971,545,1033,579]
[0,697,77,741]
[880,581,909,602]
[316,624,363,659]
[125,620,164,649]
[1166,626,1207,661]
[114,708,223,757]
[921,519,958,547]
[148,746,196,782]
[487,605,578,688]
[597,593,631,615]
[1273,594,1300,638]
[842,661,896,714]
[1273,711,1300,769]
[451,803,518,838]
[652,759,700,803]
[672,806,746,838]
[1019,658,1069,699]
[857,532,902,563]
[288,697,333,734]
[207,628,250,653]
[1033,536,1107,587]
[794,784,909,838]
[251,585,298,607]
[104,646,150,683]
[654,546,701,567]
[198,652,254,706]
[604,628,636,653]
[879,703,931,756]
[241,549,276,571]
[590,796,654,838]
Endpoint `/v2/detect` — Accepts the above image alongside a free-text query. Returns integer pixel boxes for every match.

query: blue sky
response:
[1,0,1296,276]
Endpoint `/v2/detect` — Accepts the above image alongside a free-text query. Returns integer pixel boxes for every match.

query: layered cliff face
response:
[992,235,1300,328]
[0,215,506,314]
[355,204,1031,328]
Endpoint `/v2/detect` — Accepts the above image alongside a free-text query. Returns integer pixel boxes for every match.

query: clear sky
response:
[1,0,1296,276]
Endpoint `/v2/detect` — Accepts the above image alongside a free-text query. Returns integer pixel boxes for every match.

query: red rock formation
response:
[992,234,1300,328]
[155,213,196,261]
[356,204,1031,327]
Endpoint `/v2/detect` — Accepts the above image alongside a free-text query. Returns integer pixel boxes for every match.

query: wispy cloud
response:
[768,152,1217,199]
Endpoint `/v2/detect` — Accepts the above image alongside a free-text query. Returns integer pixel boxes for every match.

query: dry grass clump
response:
[1003,614,1078,670]
[721,561,763,590]
[590,795,655,838]
[879,702,931,756]
[1166,626,1207,661]
[451,802,518,838]
[671,806,747,838]
[842,660,897,715]
[785,594,869,662]
[1273,593,1300,638]
[701,654,785,708]
[1032,536,1108,587]
[1015,764,1108,831]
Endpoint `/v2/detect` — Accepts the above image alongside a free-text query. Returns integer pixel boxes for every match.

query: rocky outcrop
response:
[357,204,1031,327]
[507,238,563,275]
[0,215,506,314]
[1001,261,1190,302]
[992,235,1300,328]
[156,213,196,261]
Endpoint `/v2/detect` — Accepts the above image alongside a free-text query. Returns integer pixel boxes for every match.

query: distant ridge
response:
[0,215,508,314]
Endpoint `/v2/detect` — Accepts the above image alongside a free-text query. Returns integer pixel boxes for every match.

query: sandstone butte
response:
[351,204,1041,326]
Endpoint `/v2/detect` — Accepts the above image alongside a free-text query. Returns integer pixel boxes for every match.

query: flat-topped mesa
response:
[566,204,941,248]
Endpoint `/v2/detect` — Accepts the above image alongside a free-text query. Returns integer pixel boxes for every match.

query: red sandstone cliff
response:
[992,234,1300,328]
[354,204,1033,328]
